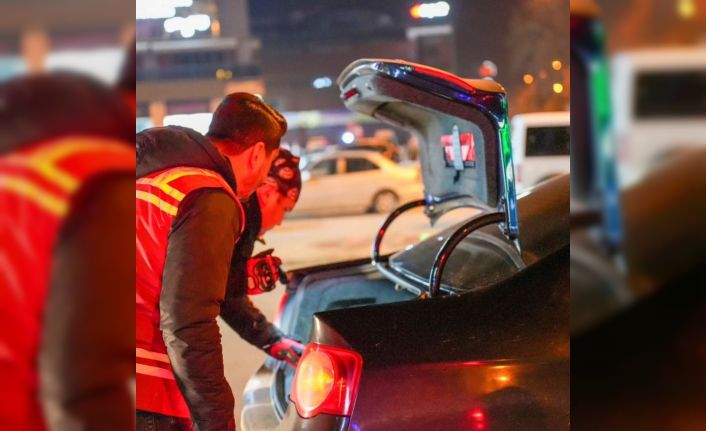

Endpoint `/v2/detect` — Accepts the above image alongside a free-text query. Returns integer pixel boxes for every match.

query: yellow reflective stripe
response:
[4,137,133,193]
[136,190,178,216]
[136,348,170,364]
[27,158,78,192]
[136,175,185,202]
[0,174,68,216]
[3,156,78,192]
[136,363,175,380]
[27,137,131,161]
[137,168,226,203]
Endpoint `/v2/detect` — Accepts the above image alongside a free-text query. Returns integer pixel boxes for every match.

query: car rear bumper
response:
[241,364,280,431]
[241,363,350,431]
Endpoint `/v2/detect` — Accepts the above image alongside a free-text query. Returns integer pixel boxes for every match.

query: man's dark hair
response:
[207,93,287,155]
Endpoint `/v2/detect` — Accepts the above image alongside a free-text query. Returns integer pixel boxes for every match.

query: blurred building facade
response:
[598,0,706,53]
[135,0,570,143]
[136,0,262,130]
[0,0,133,83]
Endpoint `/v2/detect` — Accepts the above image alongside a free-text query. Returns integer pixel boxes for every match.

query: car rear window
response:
[526,126,570,156]
[635,71,706,119]
[309,159,337,176]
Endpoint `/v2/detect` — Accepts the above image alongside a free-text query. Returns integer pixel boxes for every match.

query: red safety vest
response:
[0,137,135,431]
[135,166,244,419]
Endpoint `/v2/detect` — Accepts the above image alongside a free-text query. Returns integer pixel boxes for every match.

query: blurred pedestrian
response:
[0,72,135,431]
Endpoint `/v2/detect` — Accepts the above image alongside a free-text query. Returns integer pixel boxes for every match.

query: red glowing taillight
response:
[343,88,359,101]
[468,408,487,430]
[290,343,363,418]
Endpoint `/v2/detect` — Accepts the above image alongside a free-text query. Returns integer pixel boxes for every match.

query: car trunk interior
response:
[271,263,418,414]
[286,265,418,343]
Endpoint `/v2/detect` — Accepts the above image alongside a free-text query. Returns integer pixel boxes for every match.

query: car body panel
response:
[309,245,569,431]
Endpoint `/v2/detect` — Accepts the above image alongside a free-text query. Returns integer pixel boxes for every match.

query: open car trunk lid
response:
[337,59,526,293]
[337,58,518,233]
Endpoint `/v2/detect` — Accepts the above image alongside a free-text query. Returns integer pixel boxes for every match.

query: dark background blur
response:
[598,0,706,52]
[136,0,569,151]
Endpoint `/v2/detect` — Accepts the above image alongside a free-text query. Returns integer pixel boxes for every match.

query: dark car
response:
[570,7,706,431]
[241,59,569,431]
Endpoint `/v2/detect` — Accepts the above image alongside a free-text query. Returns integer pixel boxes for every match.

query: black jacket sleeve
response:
[40,174,135,431]
[160,188,240,431]
[220,195,284,349]
[220,289,284,349]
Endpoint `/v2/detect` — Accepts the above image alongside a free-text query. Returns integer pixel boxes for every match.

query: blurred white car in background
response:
[294,150,422,215]
[611,48,706,187]
[511,111,570,192]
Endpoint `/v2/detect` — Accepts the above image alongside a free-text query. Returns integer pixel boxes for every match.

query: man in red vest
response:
[136,93,293,430]
[0,73,135,431]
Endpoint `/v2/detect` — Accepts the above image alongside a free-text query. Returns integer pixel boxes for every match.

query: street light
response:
[553,83,564,94]
[410,1,450,20]
[678,0,696,19]
[164,14,212,38]
[478,60,498,79]
[341,131,355,145]
[523,74,534,85]
[552,60,562,71]
[137,0,194,20]
[312,77,333,89]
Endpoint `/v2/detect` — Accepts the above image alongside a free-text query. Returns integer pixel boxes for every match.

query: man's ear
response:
[248,141,267,170]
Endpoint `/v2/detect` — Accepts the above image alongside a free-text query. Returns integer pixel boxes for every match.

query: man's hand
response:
[264,337,305,366]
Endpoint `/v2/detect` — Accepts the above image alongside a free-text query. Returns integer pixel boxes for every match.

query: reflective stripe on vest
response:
[0,137,134,216]
[136,167,234,216]
[0,175,69,216]
[136,348,174,379]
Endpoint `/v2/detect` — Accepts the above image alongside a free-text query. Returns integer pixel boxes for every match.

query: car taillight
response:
[343,88,359,101]
[290,343,363,419]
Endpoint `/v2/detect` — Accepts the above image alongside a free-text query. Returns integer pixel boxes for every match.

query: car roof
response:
[512,111,570,127]
[308,149,388,163]
[612,48,706,70]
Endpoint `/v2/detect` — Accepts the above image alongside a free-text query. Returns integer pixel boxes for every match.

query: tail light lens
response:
[290,343,363,418]
[343,88,359,101]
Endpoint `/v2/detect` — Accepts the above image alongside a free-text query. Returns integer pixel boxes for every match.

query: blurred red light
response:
[468,408,487,430]
[343,88,359,100]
